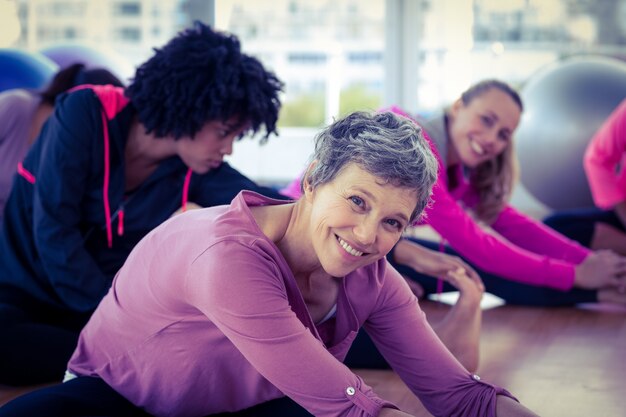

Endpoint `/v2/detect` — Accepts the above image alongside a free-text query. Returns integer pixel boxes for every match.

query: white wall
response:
[225,127,316,187]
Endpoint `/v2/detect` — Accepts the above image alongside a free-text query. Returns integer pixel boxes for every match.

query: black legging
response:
[344,329,389,369]
[0,288,93,386]
[388,237,597,307]
[0,377,313,417]
[543,207,624,247]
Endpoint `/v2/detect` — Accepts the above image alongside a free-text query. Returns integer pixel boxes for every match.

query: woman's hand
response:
[393,239,484,296]
[574,250,626,290]
[443,267,485,306]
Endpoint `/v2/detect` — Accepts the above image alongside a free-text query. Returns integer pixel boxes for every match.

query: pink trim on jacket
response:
[17,162,36,184]
[101,110,114,247]
[182,169,192,212]
[73,85,130,248]
[117,205,125,236]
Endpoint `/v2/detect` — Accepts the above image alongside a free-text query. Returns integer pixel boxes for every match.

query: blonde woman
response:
[389,79,626,307]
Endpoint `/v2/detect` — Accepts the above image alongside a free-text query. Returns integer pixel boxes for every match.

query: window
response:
[116,27,141,41]
[6,0,626,186]
[114,2,141,16]
[216,1,386,129]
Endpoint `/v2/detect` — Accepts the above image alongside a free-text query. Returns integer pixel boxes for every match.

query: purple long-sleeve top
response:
[68,191,513,417]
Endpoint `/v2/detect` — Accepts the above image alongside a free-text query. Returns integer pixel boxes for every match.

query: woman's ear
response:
[449,98,463,117]
[303,160,317,199]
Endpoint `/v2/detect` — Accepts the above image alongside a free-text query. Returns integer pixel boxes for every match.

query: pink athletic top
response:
[68,191,513,417]
[424,156,588,291]
[584,98,626,209]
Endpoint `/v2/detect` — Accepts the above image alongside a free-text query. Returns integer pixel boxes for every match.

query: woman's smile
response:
[336,234,366,258]
[469,138,486,156]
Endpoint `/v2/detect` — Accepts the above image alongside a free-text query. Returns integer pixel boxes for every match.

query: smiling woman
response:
[388,79,626,309]
[0,111,540,417]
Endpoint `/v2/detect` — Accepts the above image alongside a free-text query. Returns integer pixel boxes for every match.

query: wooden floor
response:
[2,301,625,416]
[356,300,626,417]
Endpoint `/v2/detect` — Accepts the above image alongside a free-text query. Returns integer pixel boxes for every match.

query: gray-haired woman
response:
[0,111,538,417]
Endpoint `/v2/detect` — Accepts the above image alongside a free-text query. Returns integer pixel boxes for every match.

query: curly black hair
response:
[125,21,283,142]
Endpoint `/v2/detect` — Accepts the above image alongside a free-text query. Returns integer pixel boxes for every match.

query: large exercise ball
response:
[40,44,134,83]
[0,48,58,92]
[515,55,626,211]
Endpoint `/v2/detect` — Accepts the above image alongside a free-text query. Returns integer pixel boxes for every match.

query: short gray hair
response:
[305,111,438,223]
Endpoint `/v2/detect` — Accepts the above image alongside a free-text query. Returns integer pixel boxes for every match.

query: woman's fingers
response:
[446,268,481,292]
[447,258,485,292]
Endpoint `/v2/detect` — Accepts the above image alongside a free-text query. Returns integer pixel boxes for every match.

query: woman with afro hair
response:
[0,21,286,386]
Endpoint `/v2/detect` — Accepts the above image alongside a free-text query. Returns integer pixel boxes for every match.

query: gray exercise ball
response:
[515,55,626,211]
